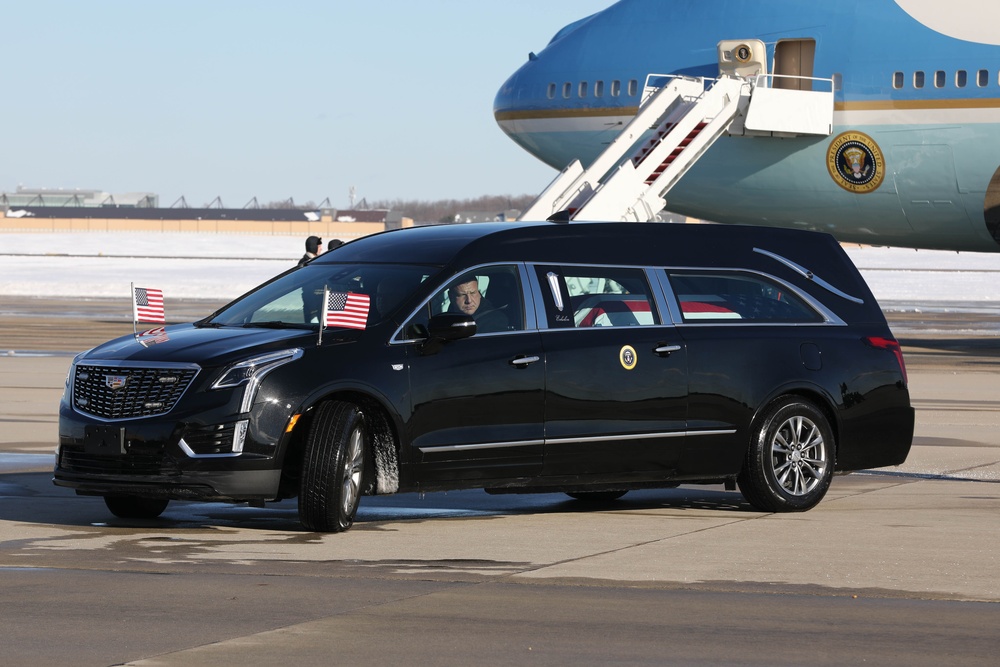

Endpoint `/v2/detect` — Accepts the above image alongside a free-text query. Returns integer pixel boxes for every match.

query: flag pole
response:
[318,286,328,347]
[131,282,137,337]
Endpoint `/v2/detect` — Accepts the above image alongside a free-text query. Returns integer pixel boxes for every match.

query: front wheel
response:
[738,397,834,512]
[298,401,366,532]
[103,495,169,519]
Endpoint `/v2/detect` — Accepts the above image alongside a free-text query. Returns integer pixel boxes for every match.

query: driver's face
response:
[451,280,481,315]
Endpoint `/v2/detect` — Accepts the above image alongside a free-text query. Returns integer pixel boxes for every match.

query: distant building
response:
[0,186,157,208]
[451,209,521,223]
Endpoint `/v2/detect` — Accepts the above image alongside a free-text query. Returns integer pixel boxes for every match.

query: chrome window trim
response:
[657,265,847,326]
[527,261,665,330]
[753,247,864,304]
[394,258,849,339]
[390,262,536,345]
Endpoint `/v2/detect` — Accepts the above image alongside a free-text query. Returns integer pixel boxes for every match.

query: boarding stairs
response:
[518,72,833,223]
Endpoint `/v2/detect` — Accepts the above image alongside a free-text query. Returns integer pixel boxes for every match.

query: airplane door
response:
[773,39,816,90]
[893,144,972,234]
[718,39,767,79]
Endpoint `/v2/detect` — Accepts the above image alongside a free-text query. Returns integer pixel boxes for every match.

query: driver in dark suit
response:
[449,278,508,333]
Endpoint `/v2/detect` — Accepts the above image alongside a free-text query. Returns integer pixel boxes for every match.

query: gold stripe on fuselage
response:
[495,98,1000,122]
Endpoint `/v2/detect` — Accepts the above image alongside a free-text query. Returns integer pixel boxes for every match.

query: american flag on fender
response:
[323,290,370,330]
[133,286,165,324]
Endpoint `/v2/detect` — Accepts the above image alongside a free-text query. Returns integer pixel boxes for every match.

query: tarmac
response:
[1,297,998,665]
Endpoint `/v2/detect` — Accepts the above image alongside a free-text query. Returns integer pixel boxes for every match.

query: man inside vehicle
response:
[448,277,509,333]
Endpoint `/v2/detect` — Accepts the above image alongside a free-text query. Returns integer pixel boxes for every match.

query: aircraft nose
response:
[493,68,521,128]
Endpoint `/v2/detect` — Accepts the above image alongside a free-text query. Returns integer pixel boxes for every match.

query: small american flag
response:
[133,286,165,324]
[323,290,370,330]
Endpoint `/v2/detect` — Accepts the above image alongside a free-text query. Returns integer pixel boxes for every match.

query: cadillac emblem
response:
[827,131,885,193]
[105,375,128,390]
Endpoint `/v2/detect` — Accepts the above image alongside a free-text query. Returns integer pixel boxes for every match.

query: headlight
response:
[212,348,304,412]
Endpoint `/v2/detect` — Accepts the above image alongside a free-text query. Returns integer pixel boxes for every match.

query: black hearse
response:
[55,222,914,532]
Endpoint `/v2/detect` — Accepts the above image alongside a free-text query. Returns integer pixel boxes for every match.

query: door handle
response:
[510,355,540,367]
[654,344,682,356]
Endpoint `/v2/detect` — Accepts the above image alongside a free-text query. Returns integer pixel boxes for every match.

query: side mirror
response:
[420,313,476,355]
[428,313,477,341]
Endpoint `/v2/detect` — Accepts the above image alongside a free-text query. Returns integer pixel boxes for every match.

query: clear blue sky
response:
[1,1,614,208]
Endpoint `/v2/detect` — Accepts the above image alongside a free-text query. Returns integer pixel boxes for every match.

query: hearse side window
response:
[402,264,524,338]
[535,265,659,328]
[667,272,822,324]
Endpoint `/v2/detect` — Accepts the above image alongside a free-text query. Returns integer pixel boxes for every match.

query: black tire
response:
[738,397,834,512]
[298,401,366,532]
[103,495,169,519]
[566,490,628,502]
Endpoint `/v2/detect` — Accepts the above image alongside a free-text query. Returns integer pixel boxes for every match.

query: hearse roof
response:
[320,221,880,322]
[324,221,841,271]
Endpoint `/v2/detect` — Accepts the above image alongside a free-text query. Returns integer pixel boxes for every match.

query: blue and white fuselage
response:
[494,0,1000,251]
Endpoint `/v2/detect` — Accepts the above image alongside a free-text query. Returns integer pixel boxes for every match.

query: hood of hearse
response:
[76,323,347,366]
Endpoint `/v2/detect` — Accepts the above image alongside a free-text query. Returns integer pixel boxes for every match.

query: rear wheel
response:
[738,397,834,512]
[103,495,169,519]
[298,401,366,532]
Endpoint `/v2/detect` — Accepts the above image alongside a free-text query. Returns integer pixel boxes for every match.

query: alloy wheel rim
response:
[341,427,364,514]
[770,415,827,496]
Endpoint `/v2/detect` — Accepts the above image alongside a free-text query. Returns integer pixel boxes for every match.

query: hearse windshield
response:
[203,263,439,329]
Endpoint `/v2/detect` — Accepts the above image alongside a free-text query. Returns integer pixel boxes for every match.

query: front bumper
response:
[55,399,291,502]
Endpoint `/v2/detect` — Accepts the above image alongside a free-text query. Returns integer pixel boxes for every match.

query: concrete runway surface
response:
[1,297,999,666]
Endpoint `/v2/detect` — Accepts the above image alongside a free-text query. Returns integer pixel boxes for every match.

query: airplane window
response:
[595,80,604,98]
[611,80,621,97]
[833,73,843,92]
[934,71,945,88]
[892,72,903,89]
[628,79,638,96]
[562,82,571,99]
[956,70,967,88]
[547,83,556,99]
[578,81,588,98]
[913,71,925,89]
[978,69,989,87]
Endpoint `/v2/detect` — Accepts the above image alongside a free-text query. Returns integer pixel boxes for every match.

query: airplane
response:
[493,0,1000,253]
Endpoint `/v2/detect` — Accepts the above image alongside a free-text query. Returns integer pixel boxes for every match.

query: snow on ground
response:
[1,231,999,305]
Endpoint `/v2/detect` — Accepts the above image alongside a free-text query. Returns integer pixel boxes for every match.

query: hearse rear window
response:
[667,272,821,323]
[536,265,659,328]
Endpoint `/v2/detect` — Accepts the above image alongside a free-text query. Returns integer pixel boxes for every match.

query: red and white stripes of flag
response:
[322,289,370,330]
[133,285,165,324]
